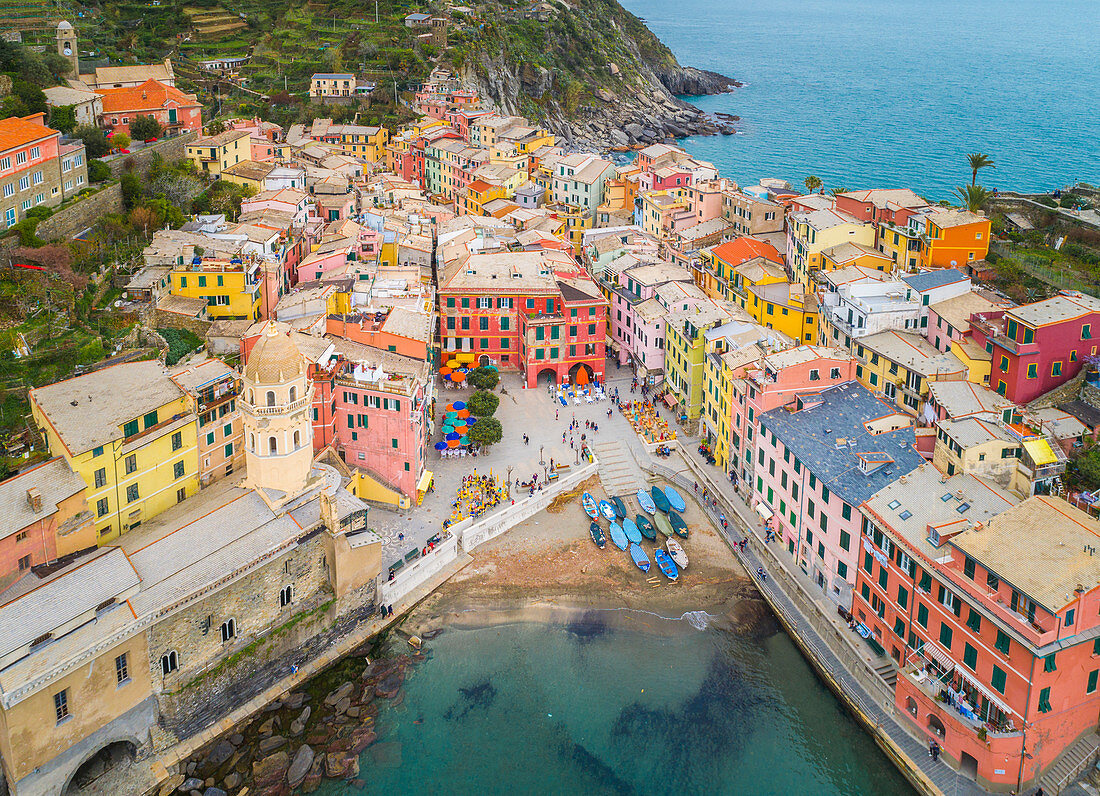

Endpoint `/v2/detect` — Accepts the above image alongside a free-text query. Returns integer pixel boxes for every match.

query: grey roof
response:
[0,458,87,539]
[31,361,185,455]
[901,268,968,292]
[1059,400,1100,430]
[759,381,924,509]
[927,381,1013,420]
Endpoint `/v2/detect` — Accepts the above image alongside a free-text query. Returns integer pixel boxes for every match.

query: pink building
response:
[605,262,696,372]
[754,380,923,608]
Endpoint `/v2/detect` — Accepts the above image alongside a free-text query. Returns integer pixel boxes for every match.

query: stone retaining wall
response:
[36,183,124,241]
[108,131,198,179]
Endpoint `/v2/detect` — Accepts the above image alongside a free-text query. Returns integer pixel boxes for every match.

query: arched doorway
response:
[479,354,491,366]
[569,362,594,387]
[926,714,945,738]
[64,741,137,795]
[537,367,557,387]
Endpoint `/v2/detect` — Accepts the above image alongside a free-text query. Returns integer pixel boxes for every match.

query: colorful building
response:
[0,113,86,230]
[786,208,875,290]
[168,253,263,320]
[95,78,202,138]
[170,359,245,487]
[699,236,784,301]
[186,129,251,177]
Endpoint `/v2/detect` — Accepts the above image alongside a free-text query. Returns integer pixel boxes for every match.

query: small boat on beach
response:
[629,543,651,573]
[651,486,670,514]
[622,517,642,544]
[667,538,688,569]
[653,512,673,537]
[589,522,606,549]
[654,549,679,581]
[669,510,689,538]
[611,495,627,520]
[663,486,686,513]
[609,521,628,550]
[636,489,656,514]
[582,492,598,519]
[635,514,656,541]
[598,500,616,522]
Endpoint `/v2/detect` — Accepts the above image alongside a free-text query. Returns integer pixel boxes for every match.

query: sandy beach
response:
[405,476,775,638]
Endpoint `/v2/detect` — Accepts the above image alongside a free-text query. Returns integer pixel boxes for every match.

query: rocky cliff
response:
[450,0,739,150]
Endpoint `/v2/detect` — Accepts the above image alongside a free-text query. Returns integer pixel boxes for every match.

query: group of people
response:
[444,469,506,527]
[379,604,396,618]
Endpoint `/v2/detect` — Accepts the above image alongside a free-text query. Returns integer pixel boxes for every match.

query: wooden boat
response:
[589,522,606,549]
[666,538,688,569]
[653,512,673,537]
[654,549,679,581]
[636,489,656,514]
[608,521,628,551]
[611,496,627,520]
[622,517,642,544]
[581,492,598,519]
[669,510,689,539]
[598,500,616,522]
[635,514,656,541]
[651,486,670,514]
[629,543,651,573]
[663,486,687,513]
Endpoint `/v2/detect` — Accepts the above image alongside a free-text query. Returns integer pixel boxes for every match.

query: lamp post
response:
[506,466,512,499]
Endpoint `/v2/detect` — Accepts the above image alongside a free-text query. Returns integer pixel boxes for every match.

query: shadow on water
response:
[559,739,635,796]
[443,677,497,721]
[563,611,611,644]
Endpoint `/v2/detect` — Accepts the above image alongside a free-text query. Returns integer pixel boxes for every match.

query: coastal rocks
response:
[206,740,235,767]
[286,745,314,789]
[324,751,359,779]
[251,751,290,789]
[222,772,240,790]
[257,735,286,754]
[324,682,354,706]
[374,670,404,698]
[283,692,306,710]
[623,123,644,141]
[653,65,741,96]
[179,778,203,792]
[203,788,227,796]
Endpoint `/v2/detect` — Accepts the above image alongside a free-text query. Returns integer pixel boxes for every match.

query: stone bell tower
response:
[241,322,315,498]
[56,21,79,79]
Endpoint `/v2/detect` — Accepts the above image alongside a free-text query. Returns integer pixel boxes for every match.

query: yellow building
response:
[460,179,508,216]
[819,241,895,277]
[851,330,968,414]
[638,190,689,239]
[186,129,251,177]
[728,257,787,308]
[313,122,390,163]
[875,223,924,271]
[29,361,200,543]
[168,256,262,320]
[745,282,819,344]
[664,303,742,420]
[787,208,875,290]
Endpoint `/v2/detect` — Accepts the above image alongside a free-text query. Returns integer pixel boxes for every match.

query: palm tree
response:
[954,185,992,213]
[967,153,995,186]
[804,175,822,194]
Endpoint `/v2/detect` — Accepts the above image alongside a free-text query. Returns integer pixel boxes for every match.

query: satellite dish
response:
[114,300,122,307]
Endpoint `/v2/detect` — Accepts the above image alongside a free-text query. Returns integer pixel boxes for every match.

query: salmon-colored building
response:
[95,78,202,138]
[326,308,432,361]
[170,359,245,487]
[856,471,1100,791]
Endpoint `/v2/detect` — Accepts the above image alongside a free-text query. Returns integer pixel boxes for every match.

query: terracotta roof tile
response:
[96,79,199,115]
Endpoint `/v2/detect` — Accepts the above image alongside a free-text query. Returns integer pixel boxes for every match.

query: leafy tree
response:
[88,159,111,182]
[73,126,109,159]
[803,175,822,193]
[467,416,502,448]
[150,171,202,209]
[954,184,992,213]
[467,366,499,390]
[49,104,77,134]
[111,132,131,150]
[467,390,499,416]
[129,114,163,141]
[120,172,142,209]
[12,80,46,114]
[0,95,29,119]
[967,153,995,186]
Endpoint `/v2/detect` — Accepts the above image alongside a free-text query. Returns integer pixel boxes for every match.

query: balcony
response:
[902,666,1021,739]
[243,389,314,416]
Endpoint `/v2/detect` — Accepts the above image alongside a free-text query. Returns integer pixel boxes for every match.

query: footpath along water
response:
[620,0,1100,198]
[319,615,914,795]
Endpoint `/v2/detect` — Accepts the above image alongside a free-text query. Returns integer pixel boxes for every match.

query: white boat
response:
[666,538,688,569]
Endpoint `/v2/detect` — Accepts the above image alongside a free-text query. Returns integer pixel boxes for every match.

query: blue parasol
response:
[452,401,466,410]
[434,441,447,450]
[446,432,461,441]
[466,416,478,425]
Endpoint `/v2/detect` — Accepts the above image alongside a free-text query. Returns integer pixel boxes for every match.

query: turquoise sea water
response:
[320,614,913,795]
[618,0,1100,198]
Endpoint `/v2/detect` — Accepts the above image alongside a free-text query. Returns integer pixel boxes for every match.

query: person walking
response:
[929,741,940,762]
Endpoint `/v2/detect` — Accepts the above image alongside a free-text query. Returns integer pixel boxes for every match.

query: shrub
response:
[467,366,499,390]
[467,416,502,448]
[88,159,111,182]
[467,390,499,417]
[73,126,109,159]
[129,115,163,141]
[111,132,131,150]
[158,327,204,366]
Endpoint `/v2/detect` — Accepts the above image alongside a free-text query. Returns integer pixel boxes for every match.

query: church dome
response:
[244,323,306,384]
[57,20,73,30]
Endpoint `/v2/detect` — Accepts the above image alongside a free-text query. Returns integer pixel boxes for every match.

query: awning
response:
[416,470,434,493]
[1023,438,1057,466]
[956,667,1014,717]
[754,502,774,520]
[920,641,956,675]
[662,393,678,409]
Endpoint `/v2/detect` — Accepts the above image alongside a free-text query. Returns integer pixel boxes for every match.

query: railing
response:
[243,393,313,415]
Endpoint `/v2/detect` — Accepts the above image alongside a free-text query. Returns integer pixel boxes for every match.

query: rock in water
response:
[206,740,234,767]
[179,777,203,792]
[251,751,289,788]
[286,745,314,789]
[258,736,286,754]
[324,682,354,706]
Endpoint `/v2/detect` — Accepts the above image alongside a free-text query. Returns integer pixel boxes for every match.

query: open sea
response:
[619,0,1100,199]
[319,614,914,795]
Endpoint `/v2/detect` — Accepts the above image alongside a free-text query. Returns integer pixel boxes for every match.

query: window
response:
[897,585,909,610]
[220,618,236,643]
[161,650,178,675]
[841,502,851,521]
[963,556,975,580]
[18,554,31,571]
[939,622,953,650]
[840,530,850,551]
[963,643,977,670]
[1026,363,1038,379]
[124,419,139,437]
[54,689,70,723]
[1066,608,1075,626]
[125,454,137,474]
[279,585,293,607]
[1038,687,1052,713]
[966,608,981,633]
[116,652,130,684]
[173,461,185,479]
[995,629,1010,655]
[126,483,139,503]
[94,467,107,488]
[917,603,928,628]
[1084,324,1092,340]
[1044,653,1057,672]
[1090,670,1099,695]
[991,665,1007,694]
[97,497,109,517]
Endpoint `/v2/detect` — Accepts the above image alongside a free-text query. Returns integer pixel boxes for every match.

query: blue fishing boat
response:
[663,485,686,513]
[669,510,689,539]
[636,489,656,514]
[629,543,651,573]
[611,495,627,520]
[609,521,628,551]
[650,486,670,514]
[622,517,642,544]
[589,522,606,549]
[654,549,679,580]
[581,492,598,519]
[598,500,616,522]
[635,514,656,541]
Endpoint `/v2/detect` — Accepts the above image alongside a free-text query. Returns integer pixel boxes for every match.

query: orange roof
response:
[467,179,493,192]
[0,114,56,153]
[711,236,783,268]
[96,78,199,115]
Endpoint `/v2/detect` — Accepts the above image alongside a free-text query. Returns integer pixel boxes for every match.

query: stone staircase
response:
[591,440,646,496]
[1040,732,1100,794]
[872,658,898,691]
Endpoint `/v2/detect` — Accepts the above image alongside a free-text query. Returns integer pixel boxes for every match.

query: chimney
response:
[27,488,43,513]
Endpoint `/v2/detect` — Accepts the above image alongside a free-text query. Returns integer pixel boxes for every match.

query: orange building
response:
[96,78,202,138]
[918,208,991,269]
[326,308,433,361]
